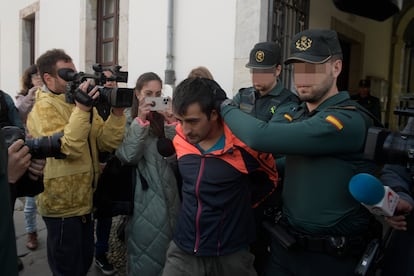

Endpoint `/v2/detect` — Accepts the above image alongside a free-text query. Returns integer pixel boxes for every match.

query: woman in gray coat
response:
[115,72,180,276]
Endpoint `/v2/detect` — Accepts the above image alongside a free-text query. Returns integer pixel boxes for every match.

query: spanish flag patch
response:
[325,115,343,130]
[284,113,293,122]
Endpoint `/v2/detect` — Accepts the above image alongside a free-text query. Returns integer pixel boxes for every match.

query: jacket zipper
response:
[193,158,205,254]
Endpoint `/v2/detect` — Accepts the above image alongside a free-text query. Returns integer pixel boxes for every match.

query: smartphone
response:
[145,97,172,111]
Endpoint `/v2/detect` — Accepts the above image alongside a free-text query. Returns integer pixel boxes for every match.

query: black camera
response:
[57,64,134,108]
[2,126,66,159]
[364,96,414,167]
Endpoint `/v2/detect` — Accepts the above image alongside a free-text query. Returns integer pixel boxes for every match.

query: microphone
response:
[349,173,399,216]
[157,137,176,158]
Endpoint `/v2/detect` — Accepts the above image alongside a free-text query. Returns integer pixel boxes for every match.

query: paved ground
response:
[14,198,126,276]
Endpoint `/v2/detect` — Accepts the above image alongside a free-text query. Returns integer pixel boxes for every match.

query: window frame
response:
[96,0,120,67]
[268,0,310,90]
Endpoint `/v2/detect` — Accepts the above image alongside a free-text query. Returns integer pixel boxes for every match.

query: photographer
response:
[0,89,25,203]
[0,131,18,276]
[0,88,40,271]
[93,67,118,275]
[95,68,117,122]
[7,139,45,205]
[380,118,414,275]
[26,49,126,276]
[16,64,44,251]
[0,129,45,276]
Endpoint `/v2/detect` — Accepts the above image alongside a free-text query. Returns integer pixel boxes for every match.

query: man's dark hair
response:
[173,77,225,120]
[36,49,72,82]
[330,54,343,62]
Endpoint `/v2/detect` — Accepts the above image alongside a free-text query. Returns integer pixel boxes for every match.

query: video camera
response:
[58,63,134,108]
[2,126,66,159]
[364,95,414,167]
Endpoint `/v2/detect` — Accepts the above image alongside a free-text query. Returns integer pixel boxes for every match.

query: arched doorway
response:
[389,7,414,130]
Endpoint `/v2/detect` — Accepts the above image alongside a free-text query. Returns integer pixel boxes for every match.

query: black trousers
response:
[251,206,271,275]
[43,215,94,276]
[382,224,414,276]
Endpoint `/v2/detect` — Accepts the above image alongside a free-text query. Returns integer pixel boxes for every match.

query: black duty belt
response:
[290,229,367,257]
[263,209,379,257]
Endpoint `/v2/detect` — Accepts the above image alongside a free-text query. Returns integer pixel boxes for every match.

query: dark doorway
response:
[338,38,351,92]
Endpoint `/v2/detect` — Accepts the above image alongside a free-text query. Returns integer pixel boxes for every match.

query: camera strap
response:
[88,110,95,188]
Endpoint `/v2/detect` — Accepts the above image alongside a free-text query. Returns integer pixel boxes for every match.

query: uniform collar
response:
[261,79,284,98]
[299,91,351,115]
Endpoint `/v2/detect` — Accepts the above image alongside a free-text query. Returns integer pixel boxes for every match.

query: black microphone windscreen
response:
[58,68,78,81]
[157,137,176,157]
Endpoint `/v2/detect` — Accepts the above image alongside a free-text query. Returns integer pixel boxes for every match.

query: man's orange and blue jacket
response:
[172,121,277,256]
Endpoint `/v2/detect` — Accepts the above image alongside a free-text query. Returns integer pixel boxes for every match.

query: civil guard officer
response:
[232,41,299,275]
[233,41,299,123]
[352,79,382,122]
[218,29,382,275]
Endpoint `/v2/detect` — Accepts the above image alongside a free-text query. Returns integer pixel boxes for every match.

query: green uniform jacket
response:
[232,81,299,123]
[222,91,376,235]
[232,81,299,175]
[27,88,126,217]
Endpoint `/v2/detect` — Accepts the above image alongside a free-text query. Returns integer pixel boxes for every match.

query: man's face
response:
[293,60,341,103]
[250,66,280,95]
[174,102,217,145]
[44,60,76,94]
[103,70,117,88]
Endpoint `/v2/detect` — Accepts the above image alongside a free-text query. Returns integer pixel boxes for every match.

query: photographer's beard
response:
[46,76,68,95]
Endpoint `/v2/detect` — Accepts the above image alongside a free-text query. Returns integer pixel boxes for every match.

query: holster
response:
[262,208,297,249]
[262,220,297,249]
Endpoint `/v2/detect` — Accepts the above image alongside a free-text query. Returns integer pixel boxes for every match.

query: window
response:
[23,16,35,65]
[268,0,309,90]
[20,2,39,72]
[96,0,119,67]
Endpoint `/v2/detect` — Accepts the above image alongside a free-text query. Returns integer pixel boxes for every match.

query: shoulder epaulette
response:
[327,99,383,128]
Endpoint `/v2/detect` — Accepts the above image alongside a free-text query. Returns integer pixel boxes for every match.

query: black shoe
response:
[17,257,24,271]
[95,255,116,275]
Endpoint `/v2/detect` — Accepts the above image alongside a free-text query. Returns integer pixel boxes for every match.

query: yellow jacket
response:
[27,88,126,217]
